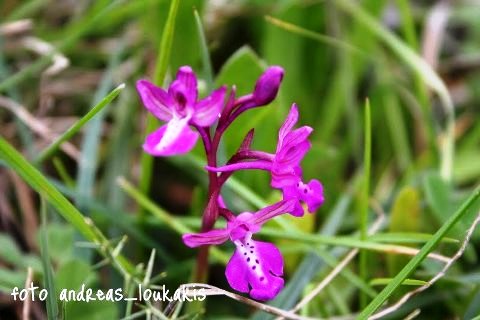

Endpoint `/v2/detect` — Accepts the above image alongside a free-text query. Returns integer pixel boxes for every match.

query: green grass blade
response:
[359,99,371,308]
[0,136,137,275]
[153,0,180,84]
[358,186,480,318]
[34,83,124,164]
[265,15,364,56]
[194,9,214,90]
[39,198,58,320]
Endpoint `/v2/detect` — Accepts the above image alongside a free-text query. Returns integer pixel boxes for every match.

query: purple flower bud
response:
[253,66,284,106]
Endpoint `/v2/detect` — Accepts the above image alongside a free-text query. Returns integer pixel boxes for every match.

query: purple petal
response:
[281,185,305,217]
[142,118,198,156]
[136,80,173,121]
[182,229,229,248]
[192,86,226,127]
[302,179,325,213]
[225,240,284,301]
[277,104,299,147]
[205,160,272,173]
[274,133,311,178]
[281,127,313,151]
[175,66,198,104]
[253,66,284,106]
[248,200,296,226]
[270,166,301,189]
[227,212,260,241]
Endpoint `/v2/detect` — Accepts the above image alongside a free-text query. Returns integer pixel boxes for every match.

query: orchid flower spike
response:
[206,104,324,216]
[182,200,296,301]
[136,66,226,156]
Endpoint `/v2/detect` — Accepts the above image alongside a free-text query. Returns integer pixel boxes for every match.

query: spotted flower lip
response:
[136,66,226,156]
[182,200,295,301]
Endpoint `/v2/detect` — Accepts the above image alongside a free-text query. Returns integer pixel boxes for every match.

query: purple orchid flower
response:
[136,66,226,156]
[182,200,296,301]
[206,104,324,216]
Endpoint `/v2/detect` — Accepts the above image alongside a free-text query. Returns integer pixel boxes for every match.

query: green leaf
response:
[388,186,421,276]
[40,198,59,320]
[36,223,75,264]
[423,172,466,236]
[55,259,95,297]
[64,300,118,320]
[0,268,28,291]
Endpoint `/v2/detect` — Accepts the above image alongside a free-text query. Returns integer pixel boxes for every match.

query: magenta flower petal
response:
[136,80,173,121]
[277,104,299,145]
[142,118,199,156]
[281,184,305,217]
[248,200,296,226]
[226,240,284,301]
[182,229,230,248]
[270,166,301,189]
[253,66,284,106]
[175,66,198,105]
[192,86,226,127]
[280,179,324,216]
[302,179,325,212]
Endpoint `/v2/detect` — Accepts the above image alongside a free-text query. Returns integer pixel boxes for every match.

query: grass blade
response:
[193,9,214,90]
[0,136,137,275]
[359,99,371,308]
[358,186,480,318]
[34,83,125,164]
[39,198,58,320]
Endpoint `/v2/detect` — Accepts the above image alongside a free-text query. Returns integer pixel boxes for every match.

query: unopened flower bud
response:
[253,66,284,105]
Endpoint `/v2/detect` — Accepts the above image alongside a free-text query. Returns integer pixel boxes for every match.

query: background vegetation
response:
[0,0,480,319]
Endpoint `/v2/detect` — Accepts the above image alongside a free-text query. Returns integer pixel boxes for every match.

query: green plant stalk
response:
[0,136,138,276]
[34,84,124,164]
[359,99,371,308]
[358,185,480,318]
[138,0,180,220]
